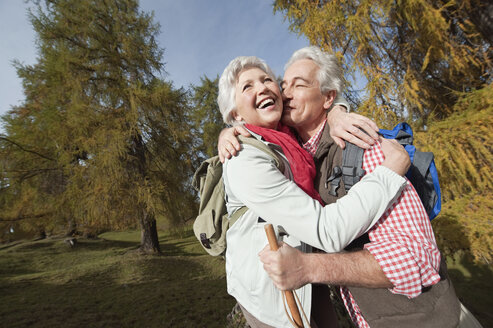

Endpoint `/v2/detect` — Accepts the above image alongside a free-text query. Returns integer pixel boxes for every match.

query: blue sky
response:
[0,0,309,131]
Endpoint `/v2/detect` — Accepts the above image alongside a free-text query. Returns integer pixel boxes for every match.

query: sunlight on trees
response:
[274,0,492,126]
[0,0,196,252]
[274,0,493,263]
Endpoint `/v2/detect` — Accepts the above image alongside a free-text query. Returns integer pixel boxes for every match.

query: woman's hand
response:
[217,125,252,163]
[381,139,411,176]
[327,106,379,149]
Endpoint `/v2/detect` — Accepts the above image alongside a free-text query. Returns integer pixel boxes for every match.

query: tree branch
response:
[0,212,52,222]
[0,136,56,161]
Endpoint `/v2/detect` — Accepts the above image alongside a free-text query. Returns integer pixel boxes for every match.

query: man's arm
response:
[259,142,441,296]
[217,125,252,163]
[217,106,380,163]
[259,243,392,291]
[327,106,379,149]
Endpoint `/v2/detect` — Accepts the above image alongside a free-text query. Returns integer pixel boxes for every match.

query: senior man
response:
[220,46,472,327]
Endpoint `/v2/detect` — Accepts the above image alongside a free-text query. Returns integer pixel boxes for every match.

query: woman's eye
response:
[242,84,251,91]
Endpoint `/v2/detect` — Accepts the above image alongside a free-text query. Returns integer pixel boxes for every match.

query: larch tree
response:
[0,0,195,253]
[274,0,492,126]
[273,0,493,263]
[189,76,224,161]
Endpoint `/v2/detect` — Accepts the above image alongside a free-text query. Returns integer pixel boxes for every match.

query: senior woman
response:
[218,56,409,328]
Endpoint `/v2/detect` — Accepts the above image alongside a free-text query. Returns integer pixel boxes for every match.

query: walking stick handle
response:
[264,224,304,328]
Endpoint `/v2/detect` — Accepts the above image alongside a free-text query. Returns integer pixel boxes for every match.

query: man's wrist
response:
[303,253,330,285]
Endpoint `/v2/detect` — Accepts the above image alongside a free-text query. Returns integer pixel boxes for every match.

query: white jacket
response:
[223,136,406,327]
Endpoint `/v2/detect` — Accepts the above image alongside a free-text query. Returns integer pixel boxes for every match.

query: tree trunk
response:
[65,218,77,237]
[140,210,160,253]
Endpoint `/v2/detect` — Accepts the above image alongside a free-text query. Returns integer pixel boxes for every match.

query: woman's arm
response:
[224,143,407,253]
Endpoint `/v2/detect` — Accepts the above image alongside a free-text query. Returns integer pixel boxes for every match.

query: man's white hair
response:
[218,56,276,125]
[285,46,343,94]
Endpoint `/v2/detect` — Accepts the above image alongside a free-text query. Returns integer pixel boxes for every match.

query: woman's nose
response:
[256,82,269,94]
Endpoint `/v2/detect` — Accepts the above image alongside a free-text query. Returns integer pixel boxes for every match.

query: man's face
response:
[280,59,331,130]
[233,67,283,129]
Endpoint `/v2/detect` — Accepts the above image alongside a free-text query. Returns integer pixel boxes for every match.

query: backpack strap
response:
[413,151,434,177]
[227,136,285,226]
[229,206,248,227]
[326,141,366,196]
[342,141,366,192]
[238,135,285,173]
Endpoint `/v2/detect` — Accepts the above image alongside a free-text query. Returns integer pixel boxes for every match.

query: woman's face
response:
[233,67,282,129]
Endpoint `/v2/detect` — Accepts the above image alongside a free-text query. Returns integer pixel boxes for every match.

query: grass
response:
[0,231,491,328]
[446,252,493,327]
[0,230,235,328]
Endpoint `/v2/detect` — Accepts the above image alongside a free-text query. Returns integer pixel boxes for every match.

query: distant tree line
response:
[1,0,492,261]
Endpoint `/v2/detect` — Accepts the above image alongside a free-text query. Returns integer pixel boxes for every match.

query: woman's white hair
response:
[285,46,343,94]
[218,56,276,125]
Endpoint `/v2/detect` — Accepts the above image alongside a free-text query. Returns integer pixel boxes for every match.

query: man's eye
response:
[265,77,273,82]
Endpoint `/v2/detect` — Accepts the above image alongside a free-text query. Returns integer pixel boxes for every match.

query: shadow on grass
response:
[448,255,493,327]
[435,217,493,327]
[159,237,205,257]
[0,240,26,251]
[78,238,140,251]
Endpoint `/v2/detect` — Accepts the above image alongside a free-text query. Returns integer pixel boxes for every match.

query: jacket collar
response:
[313,122,336,160]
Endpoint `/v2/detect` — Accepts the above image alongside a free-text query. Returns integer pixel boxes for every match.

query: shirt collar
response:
[301,119,327,157]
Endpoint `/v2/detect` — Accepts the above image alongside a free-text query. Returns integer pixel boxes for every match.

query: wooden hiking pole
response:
[264,224,304,328]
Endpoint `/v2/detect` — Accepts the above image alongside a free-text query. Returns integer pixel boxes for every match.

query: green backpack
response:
[192,135,285,256]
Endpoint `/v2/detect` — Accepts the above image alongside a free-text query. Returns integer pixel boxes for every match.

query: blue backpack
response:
[328,122,441,220]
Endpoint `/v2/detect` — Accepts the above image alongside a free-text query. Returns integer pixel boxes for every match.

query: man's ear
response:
[323,90,337,110]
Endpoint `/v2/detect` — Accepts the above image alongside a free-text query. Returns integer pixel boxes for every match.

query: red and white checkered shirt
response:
[305,123,442,328]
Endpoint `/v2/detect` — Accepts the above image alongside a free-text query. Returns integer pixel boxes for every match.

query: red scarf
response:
[245,123,323,204]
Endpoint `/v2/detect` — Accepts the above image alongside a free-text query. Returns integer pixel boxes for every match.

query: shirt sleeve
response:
[361,143,442,298]
[223,144,406,253]
[333,93,350,112]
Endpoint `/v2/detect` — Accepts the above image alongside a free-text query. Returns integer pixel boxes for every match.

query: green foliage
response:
[415,87,493,201]
[0,0,196,251]
[273,0,492,125]
[189,76,225,160]
[415,87,493,264]
[433,195,493,264]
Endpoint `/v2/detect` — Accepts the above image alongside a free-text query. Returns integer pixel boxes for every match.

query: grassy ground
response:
[0,231,491,328]
[0,230,235,328]
[446,252,493,327]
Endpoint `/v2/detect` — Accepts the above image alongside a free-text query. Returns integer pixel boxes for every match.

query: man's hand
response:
[258,242,310,291]
[381,139,411,176]
[217,125,252,163]
[327,106,379,149]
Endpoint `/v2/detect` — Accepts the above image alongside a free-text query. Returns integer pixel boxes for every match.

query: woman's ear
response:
[323,90,337,110]
[232,110,243,122]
